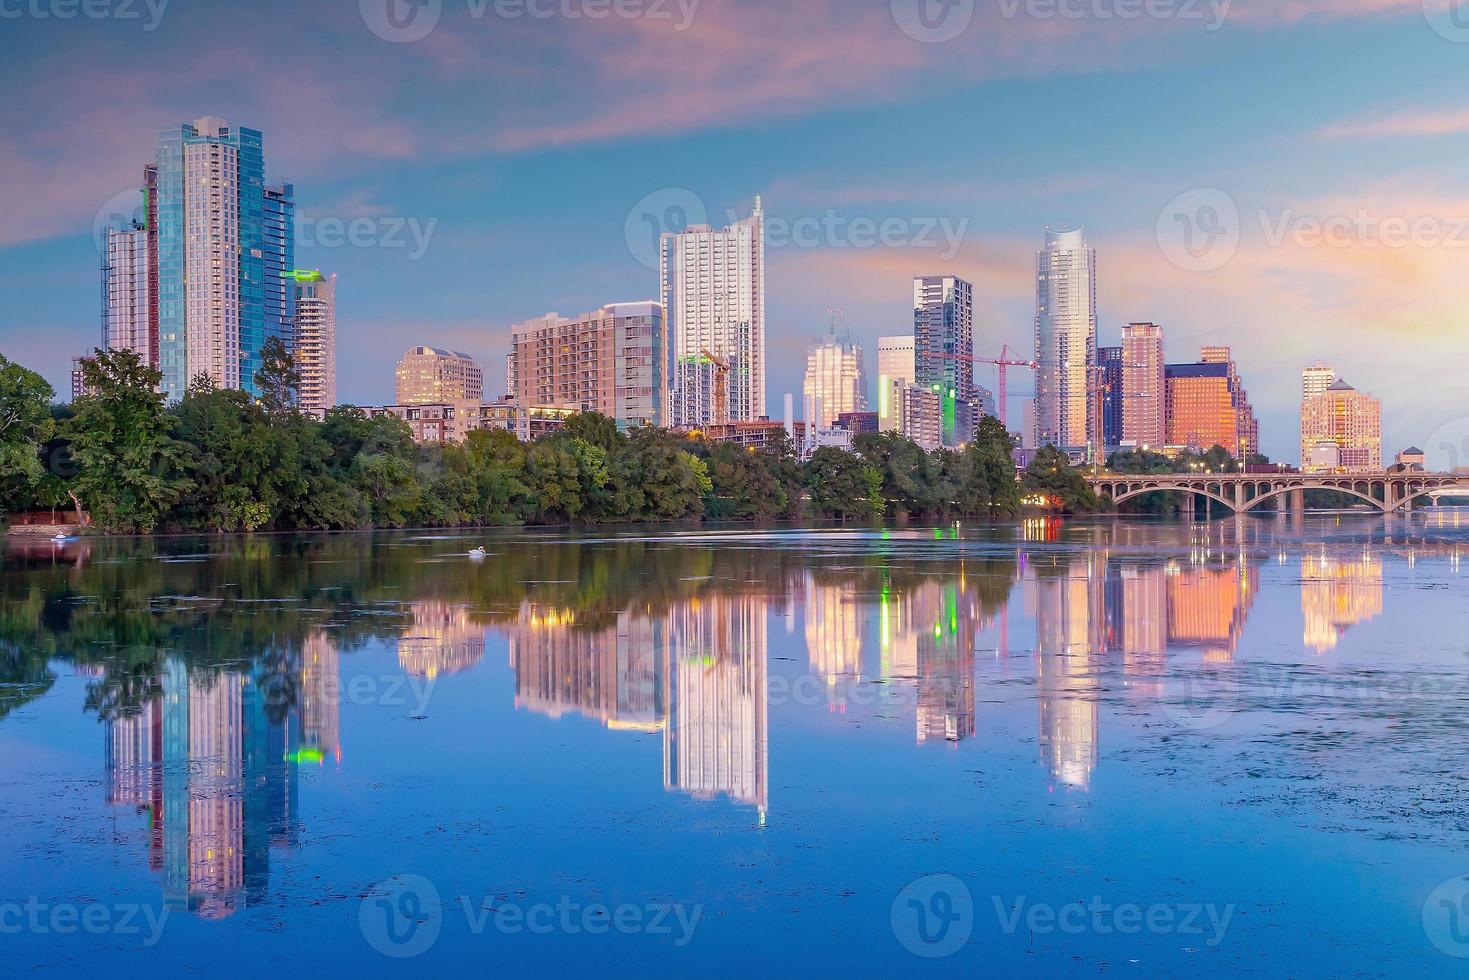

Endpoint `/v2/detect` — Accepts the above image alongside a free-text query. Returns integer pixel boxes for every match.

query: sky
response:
[3,0,1469,464]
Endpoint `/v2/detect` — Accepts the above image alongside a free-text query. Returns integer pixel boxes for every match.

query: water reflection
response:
[2,520,1447,924]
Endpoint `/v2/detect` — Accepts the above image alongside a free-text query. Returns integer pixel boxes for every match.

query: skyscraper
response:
[1301,378,1382,472]
[1121,322,1165,450]
[98,165,159,369]
[1165,361,1239,454]
[395,347,484,405]
[876,335,916,432]
[1035,227,1097,451]
[1097,346,1123,451]
[662,198,765,423]
[913,275,974,446]
[1302,363,1337,403]
[801,325,867,428]
[153,117,294,400]
[509,302,665,427]
[292,271,336,413]
[1201,346,1259,459]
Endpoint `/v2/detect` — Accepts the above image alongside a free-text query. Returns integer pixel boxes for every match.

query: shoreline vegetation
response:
[3,346,1103,535]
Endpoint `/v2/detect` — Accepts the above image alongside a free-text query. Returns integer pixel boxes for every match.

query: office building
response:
[661,198,765,423]
[1164,361,1239,454]
[509,302,664,427]
[292,271,336,413]
[1035,227,1097,451]
[1097,346,1123,450]
[802,327,867,428]
[1122,322,1165,450]
[395,346,484,405]
[913,275,976,446]
[1200,346,1259,458]
[1302,363,1337,403]
[877,335,916,432]
[1301,379,1382,472]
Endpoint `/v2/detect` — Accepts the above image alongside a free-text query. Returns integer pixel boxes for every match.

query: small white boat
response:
[51,533,71,543]
[468,547,488,560]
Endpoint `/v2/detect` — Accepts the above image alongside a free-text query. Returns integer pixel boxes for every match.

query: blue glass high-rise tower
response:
[153,118,292,400]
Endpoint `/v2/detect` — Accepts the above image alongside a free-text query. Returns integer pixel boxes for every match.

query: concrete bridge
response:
[1087,472,1469,515]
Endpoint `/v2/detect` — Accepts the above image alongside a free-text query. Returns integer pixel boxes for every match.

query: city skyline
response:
[5,3,1468,464]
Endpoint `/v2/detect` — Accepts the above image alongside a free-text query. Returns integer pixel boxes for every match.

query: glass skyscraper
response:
[1035,226,1097,451]
[912,275,974,447]
[151,117,292,400]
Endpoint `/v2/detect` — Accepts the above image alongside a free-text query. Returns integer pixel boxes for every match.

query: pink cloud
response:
[1316,107,1469,141]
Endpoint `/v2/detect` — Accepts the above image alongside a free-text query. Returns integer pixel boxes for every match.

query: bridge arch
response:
[1390,483,1469,512]
[1107,485,1238,513]
[1240,484,1385,513]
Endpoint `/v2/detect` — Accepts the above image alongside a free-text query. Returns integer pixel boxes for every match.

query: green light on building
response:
[288,269,324,282]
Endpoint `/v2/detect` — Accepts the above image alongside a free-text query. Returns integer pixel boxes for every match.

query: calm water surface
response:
[4,515,1469,976]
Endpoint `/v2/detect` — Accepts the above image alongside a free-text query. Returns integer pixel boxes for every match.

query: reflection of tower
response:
[914,581,976,744]
[297,630,341,763]
[664,594,769,820]
[506,604,666,732]
[1301,554,1384,653]
[157,659,296,919]
[1168,560,1258,663]
[879,577,920,681]
[106,697,164,869]
[1034,557,1104,791]
[398,601,486,678]
[1118,564,1168,693]
[804,574,863,692]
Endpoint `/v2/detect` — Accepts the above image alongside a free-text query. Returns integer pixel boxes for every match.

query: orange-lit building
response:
[1165,361,1241,455]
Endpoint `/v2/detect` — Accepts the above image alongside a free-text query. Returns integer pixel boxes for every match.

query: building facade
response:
[102,221,156,367]
[509,302,664,428]
[1035,227,1097,451]
[802,328,867,428]
[876,335,916,432]
[1164,361,1239,454]
[292,271,336,413]
[1121,322,1165,450]
[1301,379,1382,472]
[661,198,765,423]
[1097,346,1123,451]
[153,117,294,400]
[395,347,484,405]
[1200,346,1259,459]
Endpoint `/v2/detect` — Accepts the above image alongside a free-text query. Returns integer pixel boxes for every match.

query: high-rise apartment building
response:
[661,198,765,423]
[151,117,294,400]
[802,328,867,428]
[876,335,916,432]
[1097,346,1123,451]
[292,271,337,413]
[102,224,155,365]
[395,347,484,405]
[509,302,664,428]
[1121,322,1165,450]
[1301,378,1382,472]
[913,275,976,446]
[1035,227,1097,451]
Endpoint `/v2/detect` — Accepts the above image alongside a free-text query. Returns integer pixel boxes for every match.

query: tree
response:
[254,336,301,416]
[0,354,55,508]
[805,447,882,520]
[559,412,625,454]
[65,349,191,532]
[854,431,942,517]
[704,442,782,520]
[1024,445,1099,513]
[171,380,275,531]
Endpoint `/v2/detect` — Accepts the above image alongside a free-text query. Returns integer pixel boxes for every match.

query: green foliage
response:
[1024,445,1100,513]
[805,446,882,520]
[254,336,301,416]
[0,354,56,506]
[65,350,192,532]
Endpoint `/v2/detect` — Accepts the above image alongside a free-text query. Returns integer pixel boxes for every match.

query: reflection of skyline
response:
[105,640,342,919]
[397,601,485,678]
[804,574,863,692]
[1035,555,1105,792]
[1301,554,1384,653]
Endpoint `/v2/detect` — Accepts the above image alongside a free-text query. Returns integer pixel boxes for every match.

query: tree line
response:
[0,343,1084,533]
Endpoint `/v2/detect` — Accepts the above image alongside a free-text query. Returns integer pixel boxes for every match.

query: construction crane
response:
[700,348,731,425]
[938,345,1038,429]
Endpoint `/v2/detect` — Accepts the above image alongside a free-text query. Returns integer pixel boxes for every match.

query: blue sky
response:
[3,0,1469,463]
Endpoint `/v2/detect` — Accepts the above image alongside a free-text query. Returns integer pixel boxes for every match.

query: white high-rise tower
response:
[1035,226,1097,451]
[661,197,766,423]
